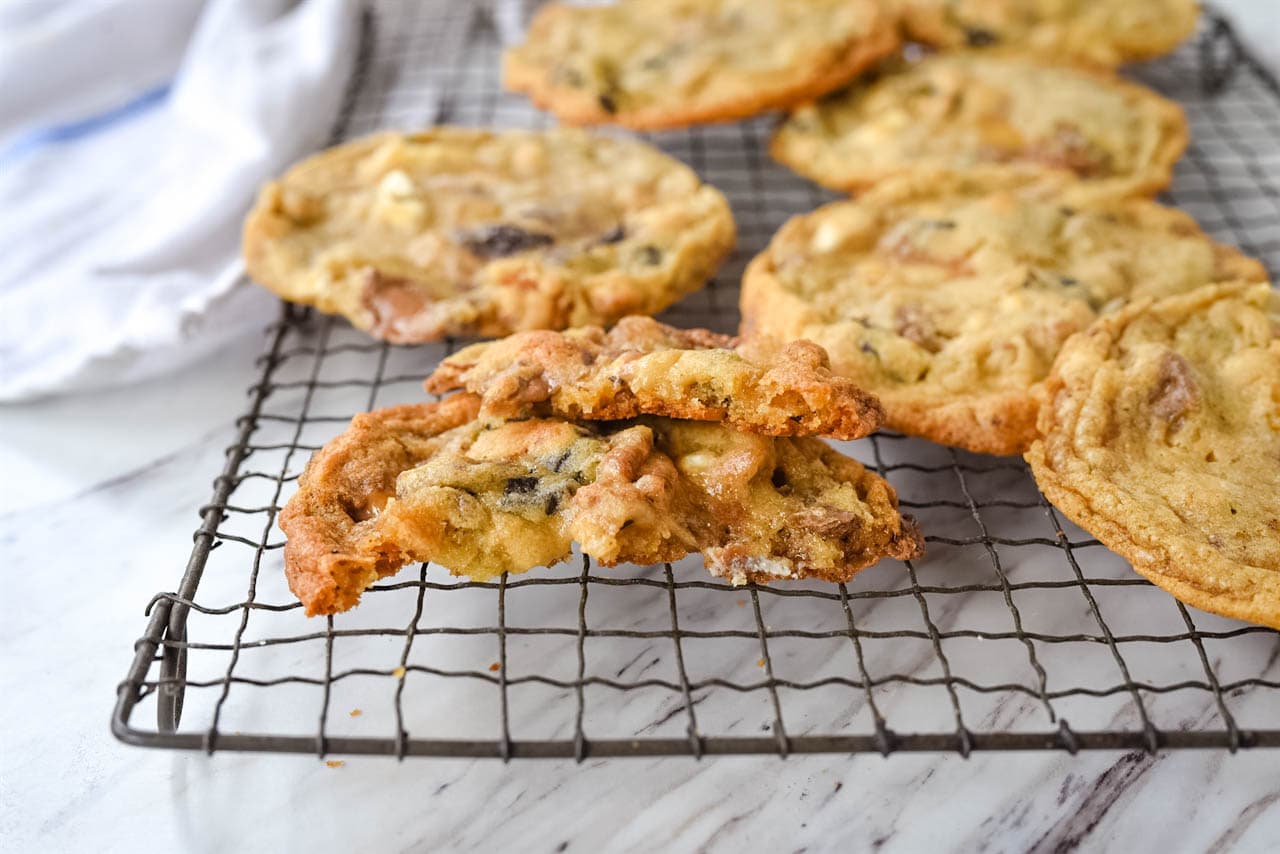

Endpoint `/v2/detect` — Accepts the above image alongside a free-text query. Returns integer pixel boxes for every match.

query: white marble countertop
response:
[4,301,1280,854]
[5,2,1280,851]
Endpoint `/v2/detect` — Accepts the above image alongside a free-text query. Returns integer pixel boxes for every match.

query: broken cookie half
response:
[279,326,920,615]
[425,316,885,440]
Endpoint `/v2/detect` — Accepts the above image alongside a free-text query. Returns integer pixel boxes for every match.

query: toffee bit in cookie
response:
[362,271,432,340]
[894,304,939,352]
[1027,124,1113,179]
[544,493,560,515]
[598,93,619,114]
[793,507,861,538]
[504,476,540,495]
[1148,351,1199,426]
[637,245,662,266]
[460,224,555,258]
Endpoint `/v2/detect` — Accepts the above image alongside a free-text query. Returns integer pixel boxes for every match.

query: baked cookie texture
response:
[425,316,884,440]
[243,128,735,342]
[1027,283,1280,629]
[740,177,1267,455]
[894,0,1199,67]
[771,51,1188,202]
[503,0,898,129]
[280,397,922,616]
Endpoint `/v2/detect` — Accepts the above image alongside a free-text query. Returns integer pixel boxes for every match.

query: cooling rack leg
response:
[158,622,188,733]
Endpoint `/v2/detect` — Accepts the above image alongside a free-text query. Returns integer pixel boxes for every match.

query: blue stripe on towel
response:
[0,83,172,166]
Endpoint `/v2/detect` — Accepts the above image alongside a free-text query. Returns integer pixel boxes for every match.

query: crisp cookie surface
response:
[503,0,898,129]
[243,128,735,342]
[280,400,922,615]
[895,0,1199,67]
[1026,283,1280,629]
[425,316,884,440]
[771,51,1187,201]
[740,178,1266,455]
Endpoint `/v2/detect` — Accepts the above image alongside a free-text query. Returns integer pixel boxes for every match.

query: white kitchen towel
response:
[0,0,360,401]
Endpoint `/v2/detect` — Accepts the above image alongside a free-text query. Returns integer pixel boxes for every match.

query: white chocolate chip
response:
[680,451,718,472]
[378,169,417,200]
[811,220,847,253]
[374,170,426,227]
[741,556,797,578]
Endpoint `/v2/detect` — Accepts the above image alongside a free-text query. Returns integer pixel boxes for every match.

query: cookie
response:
[740,177,1267,455]
[425,316,884,440]
[894,0,1199,67]
[1027,283,1280,629]
[771,51,1187,202]
[503,0,899,129]
[243,128,735,342]
[280,397,922,616]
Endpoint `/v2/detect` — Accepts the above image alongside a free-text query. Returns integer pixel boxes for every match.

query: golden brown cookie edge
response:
[278,394,482,616]
[896,0,1200,67]
[425,318,886,440]
[1026,284,1280,630]
[242,128,737,343]
[740,244,1039,455]
[502,2,901,129]
[769,52,1190,200]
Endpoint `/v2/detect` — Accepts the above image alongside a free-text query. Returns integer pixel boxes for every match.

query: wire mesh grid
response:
[114,1,1280,759]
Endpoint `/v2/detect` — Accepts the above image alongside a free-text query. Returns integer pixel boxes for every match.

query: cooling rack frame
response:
[113,1,1280,760]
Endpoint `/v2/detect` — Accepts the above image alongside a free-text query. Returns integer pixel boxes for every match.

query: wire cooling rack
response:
[114,1,1280,758]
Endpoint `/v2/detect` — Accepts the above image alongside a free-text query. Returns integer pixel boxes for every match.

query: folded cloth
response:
[0,0,360,401]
